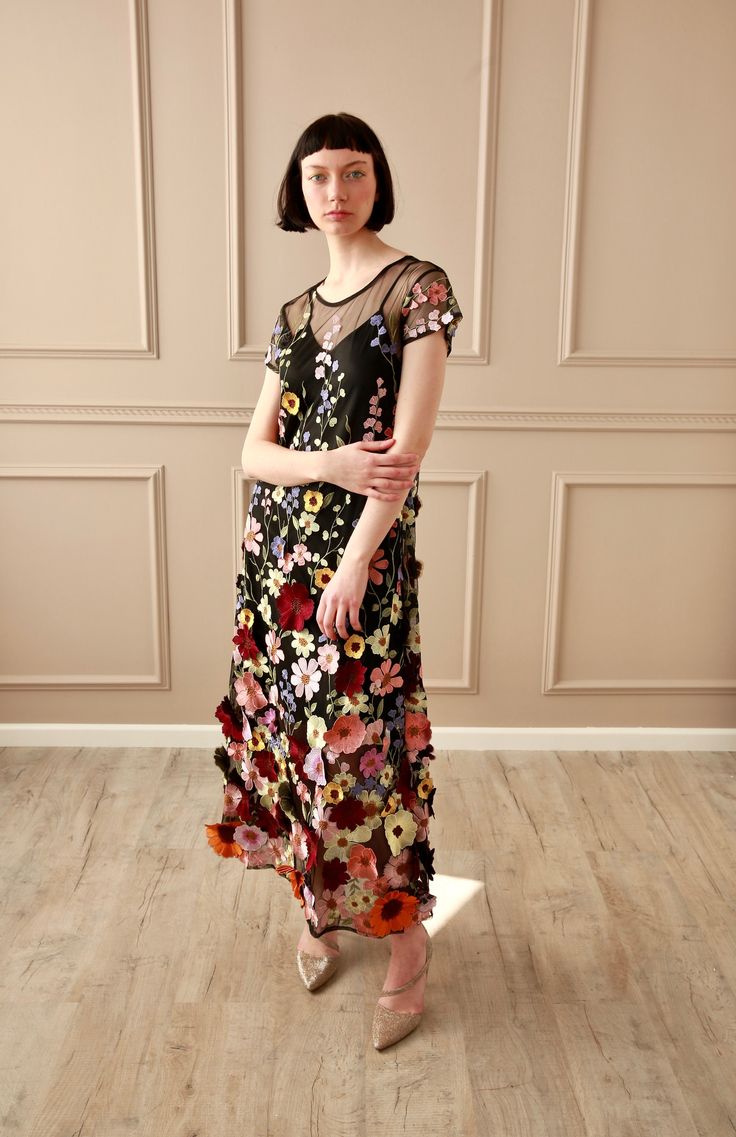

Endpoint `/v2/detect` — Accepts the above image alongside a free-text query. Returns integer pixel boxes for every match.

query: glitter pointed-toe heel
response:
[372,927,433,1050]
[296,936,341,991]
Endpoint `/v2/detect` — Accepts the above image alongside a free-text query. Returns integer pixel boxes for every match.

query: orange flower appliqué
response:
[366,890,419,936]
[204,822,243,858]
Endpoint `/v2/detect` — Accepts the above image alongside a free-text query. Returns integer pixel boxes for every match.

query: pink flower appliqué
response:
[359,747,386,777]
[347,844,378,881]
[243,514,263,553]
[426,279,448,305]
[401,282,428,316]
[369,659,404,697]
[404,710,431,749]
[234,823,268,852]
[323,714,366,754]
[234,672,268,715]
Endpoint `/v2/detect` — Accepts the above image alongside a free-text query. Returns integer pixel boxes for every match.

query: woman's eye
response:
[309,171,364,182]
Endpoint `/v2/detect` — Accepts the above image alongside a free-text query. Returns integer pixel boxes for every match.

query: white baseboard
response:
[0,723,734,752]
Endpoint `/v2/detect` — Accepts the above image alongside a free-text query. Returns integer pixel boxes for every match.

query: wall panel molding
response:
[0,464,170,688]
[543,470,736,693]
[558,0,736,367]
[0,0,158,359]
[416,469,487,693]
[2,404,735,430]
[223,0,501,364]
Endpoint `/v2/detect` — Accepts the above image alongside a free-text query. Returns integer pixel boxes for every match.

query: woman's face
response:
[300,147,378,234]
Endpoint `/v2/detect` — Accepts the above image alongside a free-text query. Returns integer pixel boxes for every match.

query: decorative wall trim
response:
[1,722,733,751]
[416,469,487,693]
[223,0,501,364]
[0,465,170,688]
[0,0,159,358]
[543,471,736,693]
[558,0,735,366]
[2,404,735,430]
[224,0,247,361]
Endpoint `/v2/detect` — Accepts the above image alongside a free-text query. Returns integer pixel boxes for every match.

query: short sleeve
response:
[264,306,288,373]
[400,265,463,357]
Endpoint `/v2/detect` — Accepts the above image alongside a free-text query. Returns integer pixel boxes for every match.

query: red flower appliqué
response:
[275,580,315,631]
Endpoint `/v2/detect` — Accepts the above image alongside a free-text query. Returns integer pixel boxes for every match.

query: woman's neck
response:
[321,234,398,289]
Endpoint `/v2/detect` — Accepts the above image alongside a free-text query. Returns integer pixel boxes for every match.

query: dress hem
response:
[234,857,436,941]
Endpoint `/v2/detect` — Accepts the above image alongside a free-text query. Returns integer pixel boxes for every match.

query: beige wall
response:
[1,0,735,735]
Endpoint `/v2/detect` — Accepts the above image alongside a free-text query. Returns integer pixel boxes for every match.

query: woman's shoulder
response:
[399,254,450,279]
[391,256,455,301]
[271,284,314,337]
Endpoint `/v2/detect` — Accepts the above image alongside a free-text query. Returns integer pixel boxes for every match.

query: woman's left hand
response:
[316,553,369,641]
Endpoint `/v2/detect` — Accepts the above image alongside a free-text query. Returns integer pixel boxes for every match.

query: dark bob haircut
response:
[276,112,395,233]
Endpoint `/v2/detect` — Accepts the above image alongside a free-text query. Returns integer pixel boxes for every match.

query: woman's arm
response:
[316,328,449,640]
[242,370,420,497]
[241,371,325,484]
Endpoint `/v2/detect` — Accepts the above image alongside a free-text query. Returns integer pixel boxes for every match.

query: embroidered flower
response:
[369,659,404,697]
[314,566,334,589]
[323,714,366,754]
[234,672,268,715]
[290,658,322,699]
[383,809,418,856]
[365,626,390,658]
[344,634,365,658]
[276,580,315,631]
[243,514,263,554]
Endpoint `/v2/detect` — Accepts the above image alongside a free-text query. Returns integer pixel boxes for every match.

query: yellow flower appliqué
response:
[344,634,365,658]
[323,781,344,804]
[237,607,255,629]
[314,566,334,589]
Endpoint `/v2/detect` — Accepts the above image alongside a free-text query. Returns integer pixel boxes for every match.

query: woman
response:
[205,112,463,1049]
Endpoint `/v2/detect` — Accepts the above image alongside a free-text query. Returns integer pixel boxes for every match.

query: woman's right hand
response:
[325,437,420,500]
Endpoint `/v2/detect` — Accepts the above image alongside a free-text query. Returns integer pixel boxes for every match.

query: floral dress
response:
[205,254,463,939]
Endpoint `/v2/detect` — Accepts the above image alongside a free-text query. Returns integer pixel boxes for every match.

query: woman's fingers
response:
[317,596,346,640]
[320,600,362,640]
[317,594,332,637]
[371,474,416,488]
[374,448,417,463]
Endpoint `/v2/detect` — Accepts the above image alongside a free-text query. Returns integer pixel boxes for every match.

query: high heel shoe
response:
[296,936,340,991]
[372,926,433,1050]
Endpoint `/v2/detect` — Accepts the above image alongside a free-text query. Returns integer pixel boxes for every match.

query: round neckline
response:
[314,254,413,306]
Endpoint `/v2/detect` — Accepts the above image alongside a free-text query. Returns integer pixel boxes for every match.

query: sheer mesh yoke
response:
[206,252,463,940]
[264,256,463,373]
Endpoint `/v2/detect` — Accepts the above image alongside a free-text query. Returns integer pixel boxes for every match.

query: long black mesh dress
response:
[205,254,463,939]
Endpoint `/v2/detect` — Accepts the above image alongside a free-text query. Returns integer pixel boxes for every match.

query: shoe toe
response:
[296,949,339,991]
[372,1003,422,1050]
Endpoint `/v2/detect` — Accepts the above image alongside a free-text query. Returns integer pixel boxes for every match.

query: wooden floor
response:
[1,746,735,1136]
